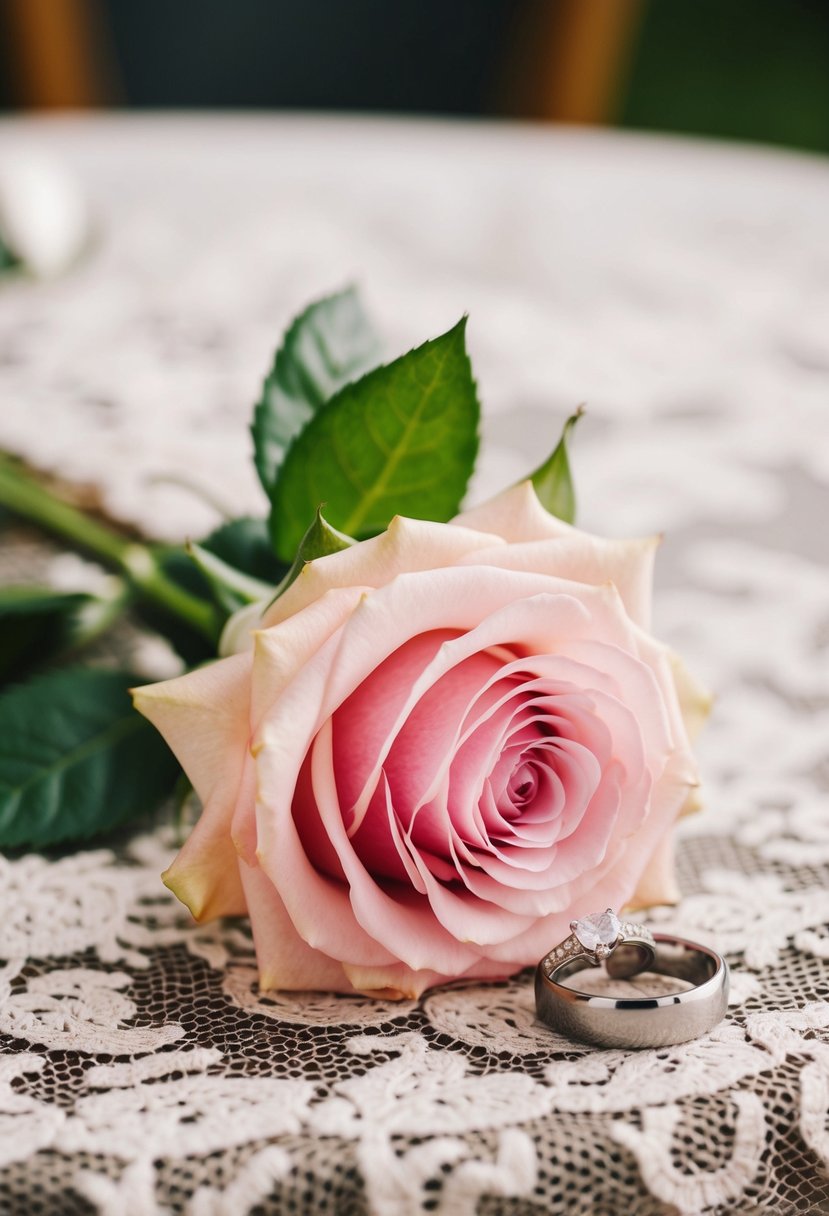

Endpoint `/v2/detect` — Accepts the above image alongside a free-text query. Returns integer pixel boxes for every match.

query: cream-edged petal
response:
[260,514,504,630]
[456,482,660,628]
[627,833,681,908]
[668,648,713,744]
[626,630,700,791]
[341,954,521,998]
[132,653,252,805]
[136,653,254,922]
[251,585,367,726]
[678,783,704,820]
[457,536,658,630]
[162,832,246,920]
[340,961,459,1000]
[162,757,256,921]
[219,600,265,657]
[453,481,566,541]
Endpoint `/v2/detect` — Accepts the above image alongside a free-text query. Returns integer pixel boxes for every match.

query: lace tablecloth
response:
[1,115,829,1216]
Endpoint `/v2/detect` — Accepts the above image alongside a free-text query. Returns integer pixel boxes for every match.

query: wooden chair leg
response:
[3,0,118,109]
[499,0,645,125]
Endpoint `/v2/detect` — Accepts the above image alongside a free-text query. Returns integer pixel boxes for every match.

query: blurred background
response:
[1,0,828,553]
[1,0,828,152]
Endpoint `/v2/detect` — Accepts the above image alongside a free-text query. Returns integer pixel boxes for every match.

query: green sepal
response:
[267,506,355,607]
[528,406,584,524]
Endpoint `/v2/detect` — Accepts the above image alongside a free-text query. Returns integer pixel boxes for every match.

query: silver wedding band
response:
[536,927,729,1049]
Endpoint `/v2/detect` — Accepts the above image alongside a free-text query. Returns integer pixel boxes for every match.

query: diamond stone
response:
[572,910,621,952]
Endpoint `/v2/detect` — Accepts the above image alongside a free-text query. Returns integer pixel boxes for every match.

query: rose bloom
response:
[135,483,708,999]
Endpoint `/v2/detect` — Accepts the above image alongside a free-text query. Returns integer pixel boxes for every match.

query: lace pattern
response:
[1,115,829,1214]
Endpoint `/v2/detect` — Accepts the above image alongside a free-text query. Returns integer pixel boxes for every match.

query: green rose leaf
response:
[268,506,355,606]
[269,317,480,561]
[0,584,127,687]
[0,587,90,685]
[528,405,584,525]
[0,667,180,849]
[252,286,382,496]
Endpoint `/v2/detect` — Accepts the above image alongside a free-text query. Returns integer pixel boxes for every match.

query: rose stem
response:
[0,454,221,642]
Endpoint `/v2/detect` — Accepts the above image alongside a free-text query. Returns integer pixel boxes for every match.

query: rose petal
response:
[341,952,516,998]
[453,481,567,541]
[311,721,486,974]
[134,654,253,920]
[332,629,469,820]
[239,858,352,993]
[668,647,713,744]
[455,482,659,628]
[162,755,256,921]
[133,653,251,806]
[628,833,681,908]
[251,586,367,726]
[261,514,504,631]
[341,576,632,827]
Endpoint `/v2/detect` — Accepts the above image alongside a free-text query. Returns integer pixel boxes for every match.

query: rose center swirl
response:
[306,632,615,887]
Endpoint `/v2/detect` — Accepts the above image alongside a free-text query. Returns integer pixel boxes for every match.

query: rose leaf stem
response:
[0,455,221,643]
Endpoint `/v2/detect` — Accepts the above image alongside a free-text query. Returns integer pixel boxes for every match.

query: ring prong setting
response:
[571,909,622,955]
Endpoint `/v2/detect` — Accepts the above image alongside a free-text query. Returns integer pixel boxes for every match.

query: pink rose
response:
[135,483,707,999]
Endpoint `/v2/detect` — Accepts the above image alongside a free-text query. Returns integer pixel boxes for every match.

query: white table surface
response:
[1,114,829,1216]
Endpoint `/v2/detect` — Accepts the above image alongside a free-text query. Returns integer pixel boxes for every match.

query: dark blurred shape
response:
[0,0,638,125]
[0,0,826,153]
[500,0,642,124]
[105,0,509,115]
[622,0,829,153]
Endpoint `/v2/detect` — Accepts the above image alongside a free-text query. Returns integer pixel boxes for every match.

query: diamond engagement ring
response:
[539,909,657,980]
[535,912,729,1049]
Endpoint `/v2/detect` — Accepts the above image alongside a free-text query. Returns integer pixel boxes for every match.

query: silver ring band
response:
[535,932,729,1048]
